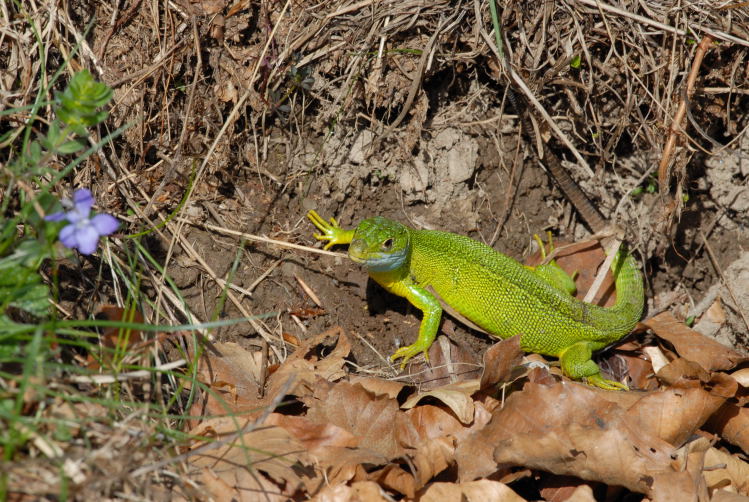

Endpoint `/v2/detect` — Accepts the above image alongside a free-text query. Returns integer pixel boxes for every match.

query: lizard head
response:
[348,217,411,273]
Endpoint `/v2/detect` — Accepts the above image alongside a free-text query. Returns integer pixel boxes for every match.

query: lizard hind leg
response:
[526,232,578,296]
[558,341,628,390]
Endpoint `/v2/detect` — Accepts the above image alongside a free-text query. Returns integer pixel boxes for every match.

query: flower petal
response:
[75,224,100,255]
[45,211,68,222]
[91,213,119,236]
[72,189,94,214]
[59,224,78,249]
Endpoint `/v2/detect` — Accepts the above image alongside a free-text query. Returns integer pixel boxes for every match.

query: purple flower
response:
[45,188,119,255]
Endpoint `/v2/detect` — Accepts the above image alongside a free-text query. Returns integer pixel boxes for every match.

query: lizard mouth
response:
[348,252,366,264]
[348,240,368,264]
[349,240,407,272]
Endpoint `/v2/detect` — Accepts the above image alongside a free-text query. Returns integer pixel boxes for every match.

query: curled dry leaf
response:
[264,412,390,486]
[404,335,481,389]
[349,375,405,398]
[406,403,474,443]
[265,327,350,400]
[730,368,749,387]
[421,479,526,502]
[188,422,319,500]
[189,328,349,423]
[308,481,388,502]
[706,403,749,454]
[188,341,264,421]
[642,312,747,372]
[364,464,416,499]
[454,381,702,497]
[702,446,749,495]
[402,379,480,424]
[303,381,415,460]
[409,436,455,490]
[479,335,524,390]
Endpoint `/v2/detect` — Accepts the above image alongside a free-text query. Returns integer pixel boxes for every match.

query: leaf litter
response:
[183,313,749,501]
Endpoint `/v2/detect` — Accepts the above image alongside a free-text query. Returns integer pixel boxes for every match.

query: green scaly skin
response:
[308,210,644,390]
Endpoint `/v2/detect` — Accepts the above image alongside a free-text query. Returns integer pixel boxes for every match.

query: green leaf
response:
[0,243,51,318]
[0,315,31,336]
[42,120,62,149]
[0,265,50,318]
[570,54,582,69]
[28,141,42,164]
[55,69,113,135]
[1,239,47,269]
[0,317,25,359]
[55,139,85,154]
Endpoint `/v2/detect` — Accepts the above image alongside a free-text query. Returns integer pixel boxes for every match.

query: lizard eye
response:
[381,238,394,251]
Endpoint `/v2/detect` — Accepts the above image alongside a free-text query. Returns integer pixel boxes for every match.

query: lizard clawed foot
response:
[584,373,629,391]
[307,210,354,250]
[390,344,430,369]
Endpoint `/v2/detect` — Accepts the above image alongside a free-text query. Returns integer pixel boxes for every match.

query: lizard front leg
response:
[378,277,442,368]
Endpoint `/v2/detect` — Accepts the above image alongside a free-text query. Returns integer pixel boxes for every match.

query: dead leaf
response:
[309,481,388,502]
[303,381,415,460]
[404,335,481,388]
[730,368,749,387]
[188,420,319,499]
[349,376,405,399]
[410,436,455,489]
[649,436,710,501]
[364,464,416,499]
[656,358,738,397]
[710,490,749,502]
[479,336,524,390]
[642,312,747,371]
[703,446,749,495]
[265,327,350,401]
[266,413,358,452]
[619,350,660,390]
[406,404,468,442]
[706,403,749,454]
[455,381,700,496]
[88,305,145,369]
[187,328,349,428]
[421,479,526,502]
[188,341,263,420]
[264,412,389,485]
[402,380,480,424]
[626,384,729,446]
[539,476,597,502]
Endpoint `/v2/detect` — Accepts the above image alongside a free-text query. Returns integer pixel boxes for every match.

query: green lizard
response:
[308,210,644,390]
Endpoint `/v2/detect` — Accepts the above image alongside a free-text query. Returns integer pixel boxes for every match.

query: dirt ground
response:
[4,0,749,498]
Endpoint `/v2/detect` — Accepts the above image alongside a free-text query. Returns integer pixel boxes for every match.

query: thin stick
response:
[175,217,346,258]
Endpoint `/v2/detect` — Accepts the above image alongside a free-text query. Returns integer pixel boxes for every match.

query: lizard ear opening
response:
[381,238,394,251]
